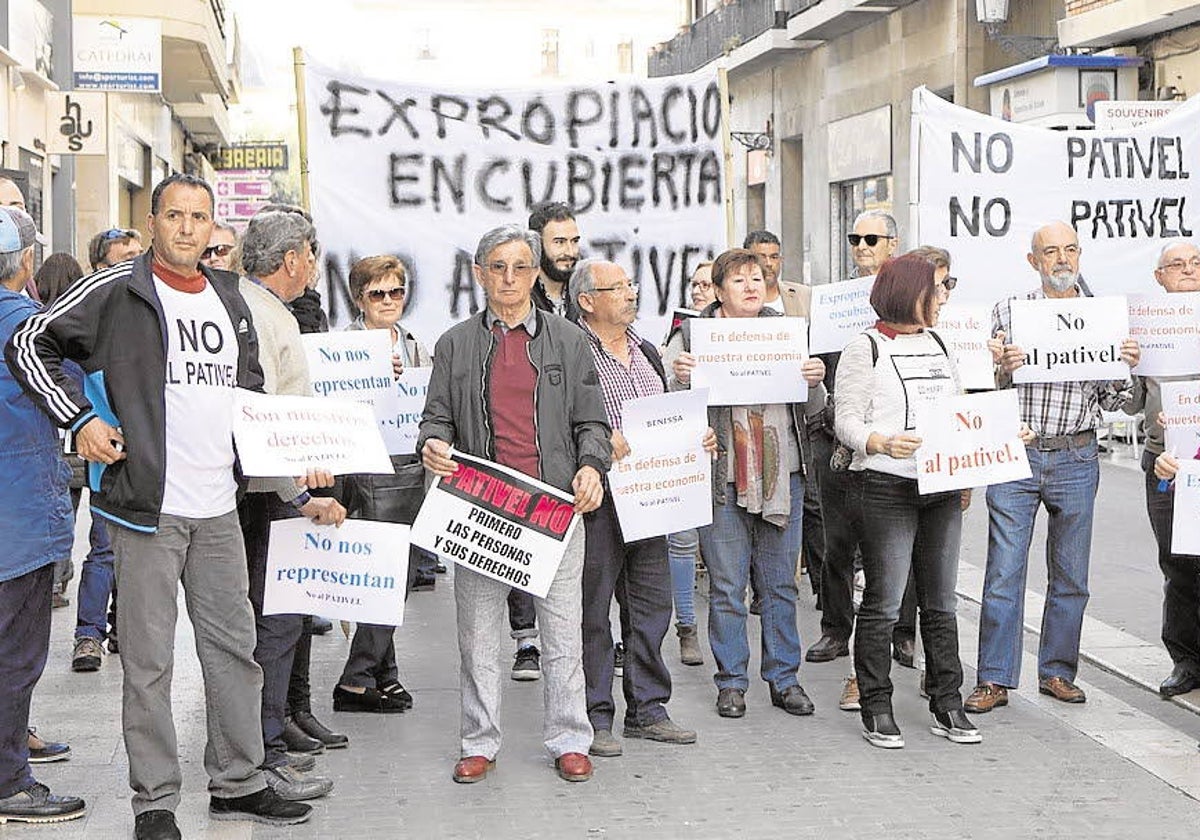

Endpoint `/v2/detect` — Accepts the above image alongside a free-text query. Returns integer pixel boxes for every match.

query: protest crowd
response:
[1,159,1199,840]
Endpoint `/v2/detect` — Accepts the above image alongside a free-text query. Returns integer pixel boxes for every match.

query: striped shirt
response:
[580,321,664,430]
[992,288,1132,437]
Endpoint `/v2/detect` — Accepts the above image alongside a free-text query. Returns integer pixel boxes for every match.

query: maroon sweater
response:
[488,324,540,477]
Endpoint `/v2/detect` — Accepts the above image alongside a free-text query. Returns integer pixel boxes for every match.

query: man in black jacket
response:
[6,174,310,839]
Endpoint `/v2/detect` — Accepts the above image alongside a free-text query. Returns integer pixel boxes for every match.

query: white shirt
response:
[155,275,239,518]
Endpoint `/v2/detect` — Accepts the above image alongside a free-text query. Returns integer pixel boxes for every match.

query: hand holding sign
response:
[914,390,1031,494]
[422,438,458,477]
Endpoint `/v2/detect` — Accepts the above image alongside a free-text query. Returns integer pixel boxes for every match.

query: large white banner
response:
[264,519,409,625]
[305,58,726,343]
[913,87,1200,307]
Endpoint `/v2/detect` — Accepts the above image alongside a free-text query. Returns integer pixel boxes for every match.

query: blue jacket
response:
[0,289,72,583]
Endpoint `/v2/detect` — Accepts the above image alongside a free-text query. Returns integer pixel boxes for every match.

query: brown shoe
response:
[452,755,494,784]
[964,682,1008,713]
[554,752,593,782]
[1038,676,1086,704]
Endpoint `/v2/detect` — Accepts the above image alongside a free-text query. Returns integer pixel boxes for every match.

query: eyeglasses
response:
[690,280,713,291]
[847,233,894,247]
[102,228,138,241]
[365,286,406,302]
[202,243,234,259]
[939,276,958,291]
[591,281,640,294]
[484,262,536,277]
[1161,258,1200,272]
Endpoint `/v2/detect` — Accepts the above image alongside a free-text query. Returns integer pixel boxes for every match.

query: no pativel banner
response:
[408,451,579,598]
[305,57,726,342]
[912,87,1200,307]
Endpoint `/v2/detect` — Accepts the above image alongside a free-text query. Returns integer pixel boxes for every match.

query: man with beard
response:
[966,221,1140,713]
[529,202,580,317]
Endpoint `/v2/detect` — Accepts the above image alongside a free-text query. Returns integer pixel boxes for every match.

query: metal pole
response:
[718,64,736,249]
[292,46,311,212]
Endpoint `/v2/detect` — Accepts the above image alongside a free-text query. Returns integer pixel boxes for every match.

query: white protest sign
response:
[914,390,1030,494]
[1128,292,1200,377]
[608,389,712,541]
[302,331,405,452]
[387,367,432,456]
[1010,296,1129,384]
[809,275,875,354]
[409,451,578,598]
[1170,460,1200,556]
[1160,380,1200,459]
[305,58,725,341]
[691,317,808,405]
[936,304,995,391]
[232,390,394,476]
[912,87,1200,308]
[264,519,409,625]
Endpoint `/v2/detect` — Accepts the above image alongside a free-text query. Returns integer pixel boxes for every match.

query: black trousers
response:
[240,494,305,769]
[802,427,832,600]
[0,564,53,798]
[581,495,673,730]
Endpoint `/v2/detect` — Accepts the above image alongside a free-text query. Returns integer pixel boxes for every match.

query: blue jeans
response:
[979,439,1099,687]
[667,529,698,627]
[73,502,115,641]
[698,474,804,692]
[853,470,963,716]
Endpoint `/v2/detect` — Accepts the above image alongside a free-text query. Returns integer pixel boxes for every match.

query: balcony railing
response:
[649,0,822,77]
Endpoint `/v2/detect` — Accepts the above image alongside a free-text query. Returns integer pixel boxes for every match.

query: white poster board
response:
[935,303,995,391]
[1160,380,1200,458]
[1128,293,1200,377]
[1010,296,1129,384]
[409,451,578,598]
[608,389,712,540]
[809,275,876,354]
[264,519,409,625]
[232,390,394,476]
[1170,460,1200,556]
[302,331,405,453]
[690,317,808,405]
[914,390,1030,494]
[388,367,432,456]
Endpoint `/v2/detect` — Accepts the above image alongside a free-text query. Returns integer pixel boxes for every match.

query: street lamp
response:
[976,0,1010,38]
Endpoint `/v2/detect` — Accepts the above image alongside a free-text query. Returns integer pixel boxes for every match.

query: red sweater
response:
[488,325,540,477]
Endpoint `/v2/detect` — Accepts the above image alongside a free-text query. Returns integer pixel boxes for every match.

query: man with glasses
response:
[847,211,898,278]
[1122,240,1200,699]
[87,228,144,272]
[567,259,703,759]
[967,221,1140,713]
[202,222,239,272]
[420,224,610,785]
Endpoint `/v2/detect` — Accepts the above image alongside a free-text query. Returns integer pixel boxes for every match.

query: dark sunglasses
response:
[847,233,895,247]
[202,243,234,259]
[940,275,958,290]
[365,286,406,302]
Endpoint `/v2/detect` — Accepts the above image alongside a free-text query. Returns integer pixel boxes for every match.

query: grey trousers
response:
[455,526,590,760]
[110,510,266,815]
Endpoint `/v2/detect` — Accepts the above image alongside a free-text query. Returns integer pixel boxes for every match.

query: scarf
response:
[730,402,793,527]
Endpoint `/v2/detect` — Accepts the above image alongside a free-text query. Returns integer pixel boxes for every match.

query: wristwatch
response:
[290,491,313,510]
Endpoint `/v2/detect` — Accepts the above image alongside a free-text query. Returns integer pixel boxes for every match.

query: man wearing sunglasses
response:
[87,228,144,272]
[202,222,239,272]
[847,212,898,278]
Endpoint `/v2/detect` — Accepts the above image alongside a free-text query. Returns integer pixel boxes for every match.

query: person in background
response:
[0,177,40,300]
[0,207,87,825]
[201,221,240,273]
[87,228,144,272]
[333,254,433,715]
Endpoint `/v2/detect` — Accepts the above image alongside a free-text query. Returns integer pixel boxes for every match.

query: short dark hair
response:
[743,230,780,249]
[151,173,214,215]
[711,248,764,288]
[528,201,574,233]
[870,254,936,326]
[87,228,141,270]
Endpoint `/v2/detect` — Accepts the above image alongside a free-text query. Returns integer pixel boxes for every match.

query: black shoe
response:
[107,634,120,654]
[378,682,414,710]
[134,809,180,840]
[0,782,85,824]
[892,637,916,669]
[805,634,849,663]
[511,645,542,681]
[291,711,348,749]
[281,718,325,754]
[333,684,405,713]
[612,643,625,678]
[1159,663,1200,698]
[930,708,982,744]
[412,572,437,592]
[433,560,448,573]
[861,712,904,749]
[748,596,762,616]
[26,728,70,763]
[716,687,746,718]
[209,787,311,825]
[769,684,815,716]
[310,616,333,636]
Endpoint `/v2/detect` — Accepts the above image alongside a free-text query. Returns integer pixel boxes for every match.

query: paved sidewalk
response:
[17,499,1200,839]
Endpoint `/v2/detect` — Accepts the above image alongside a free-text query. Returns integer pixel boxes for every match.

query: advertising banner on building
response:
[73,16,162,92]
[304,57,726,343]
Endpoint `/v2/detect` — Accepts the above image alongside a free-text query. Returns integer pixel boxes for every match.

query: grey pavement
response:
[15,448,1200,839]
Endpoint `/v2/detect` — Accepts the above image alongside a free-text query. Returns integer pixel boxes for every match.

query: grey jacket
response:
[418,308,611,493]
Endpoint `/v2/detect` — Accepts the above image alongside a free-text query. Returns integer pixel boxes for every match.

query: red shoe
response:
[554,752,592,783]
[452,755,494,784]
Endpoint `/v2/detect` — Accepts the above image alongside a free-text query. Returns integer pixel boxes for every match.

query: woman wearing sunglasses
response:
[332,255,435,715]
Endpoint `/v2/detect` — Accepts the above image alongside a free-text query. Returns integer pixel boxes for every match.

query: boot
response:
[676,622,703,666]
